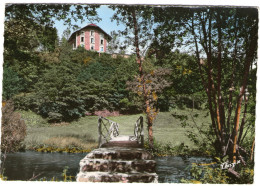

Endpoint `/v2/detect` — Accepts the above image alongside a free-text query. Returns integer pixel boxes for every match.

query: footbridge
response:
[76,116,158,183]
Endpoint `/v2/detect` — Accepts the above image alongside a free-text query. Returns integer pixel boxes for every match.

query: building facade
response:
[68,24,111,53]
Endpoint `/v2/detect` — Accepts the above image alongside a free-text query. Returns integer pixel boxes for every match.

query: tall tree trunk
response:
[199,11,222,147]
[216,10,226,156]
[227,12,238,133]
[232,25,257,163]
[250,137,255,162]
[131,8,154,148]
[237,95,248,146]
[191,15,220,142]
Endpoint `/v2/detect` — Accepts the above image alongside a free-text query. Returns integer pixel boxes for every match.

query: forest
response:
[1,4,258,183]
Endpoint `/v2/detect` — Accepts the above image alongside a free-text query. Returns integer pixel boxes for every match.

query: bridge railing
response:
[98,116,144,148]
[133,116,144,147]
[98,116,119,148]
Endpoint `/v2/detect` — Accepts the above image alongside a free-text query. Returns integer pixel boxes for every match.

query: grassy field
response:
[18,108,211,153]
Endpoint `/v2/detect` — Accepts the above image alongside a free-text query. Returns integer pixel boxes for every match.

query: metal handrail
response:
[98,116,119,147]
[133,116,144,147]
[97,116,144,148]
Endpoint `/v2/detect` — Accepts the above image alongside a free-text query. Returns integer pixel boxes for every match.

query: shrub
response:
[38,100,85,123]
[1,100,26,152]
[13,92,41,112]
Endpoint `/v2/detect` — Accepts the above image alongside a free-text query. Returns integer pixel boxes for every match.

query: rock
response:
[77,172,158,183]
[86,147,153,160]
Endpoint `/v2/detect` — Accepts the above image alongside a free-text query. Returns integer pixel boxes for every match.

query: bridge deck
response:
[100,135,142,148]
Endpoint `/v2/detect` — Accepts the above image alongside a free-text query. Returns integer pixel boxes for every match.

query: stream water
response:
[1,151,212,182]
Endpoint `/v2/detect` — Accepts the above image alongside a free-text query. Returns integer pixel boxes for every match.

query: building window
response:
[91,30,94,36]
[100,39,104,45]
[91,45,94,50]
[91,38,95,44]
[80,31,85,43]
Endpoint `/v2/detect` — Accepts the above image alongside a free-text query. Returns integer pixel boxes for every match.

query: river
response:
[1,151,212,182]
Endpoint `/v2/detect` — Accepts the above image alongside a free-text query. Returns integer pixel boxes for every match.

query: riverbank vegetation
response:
[2,4,257,184]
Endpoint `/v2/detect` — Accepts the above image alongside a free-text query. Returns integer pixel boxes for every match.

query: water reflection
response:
[1,151,212,182]
[1,151,86,181]
[155,156,212,183]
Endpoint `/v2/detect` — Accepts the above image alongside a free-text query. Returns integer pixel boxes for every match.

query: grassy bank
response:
[19,108,211,155]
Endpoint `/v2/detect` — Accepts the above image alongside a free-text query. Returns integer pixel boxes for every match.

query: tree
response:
[2,66,25,100]
[107,31,122,54]
[110,5,171,148]
[188,8,257,163]
[34,42,86,122]
[126,62,172,147]
[154,50,205,110]
[38,26,59,51]
[147,6,257,166]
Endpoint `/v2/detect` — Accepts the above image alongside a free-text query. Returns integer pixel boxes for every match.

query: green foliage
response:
[2,66,25,100]
[144,138,208,157]
[182,164,229,184]
[4,51,44,91]
[236,166,254,184]
[119,97,142,114]
[77,62,115,82]
[38,26,59,51]
[155,50,206,110]
[5,4,100,38]
[11,43,142,122]
[182,159,254,184]
[13,92,43,114]
[175,108,255,184]
[145,140,190,157]
[76,53,140,114]
[34,61,85,122]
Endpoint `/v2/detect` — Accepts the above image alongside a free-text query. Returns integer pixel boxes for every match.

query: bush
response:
[13,92,41,112]
[38,100,85,123]
[1,100,26,152]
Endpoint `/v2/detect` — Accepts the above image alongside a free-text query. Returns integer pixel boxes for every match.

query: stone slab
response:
[76,171,158,183]
[86,147,153,160]
[80,158,156,173]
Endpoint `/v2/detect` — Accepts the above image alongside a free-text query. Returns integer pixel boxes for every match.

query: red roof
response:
[68,23,111,41]
[88,23,97,27]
